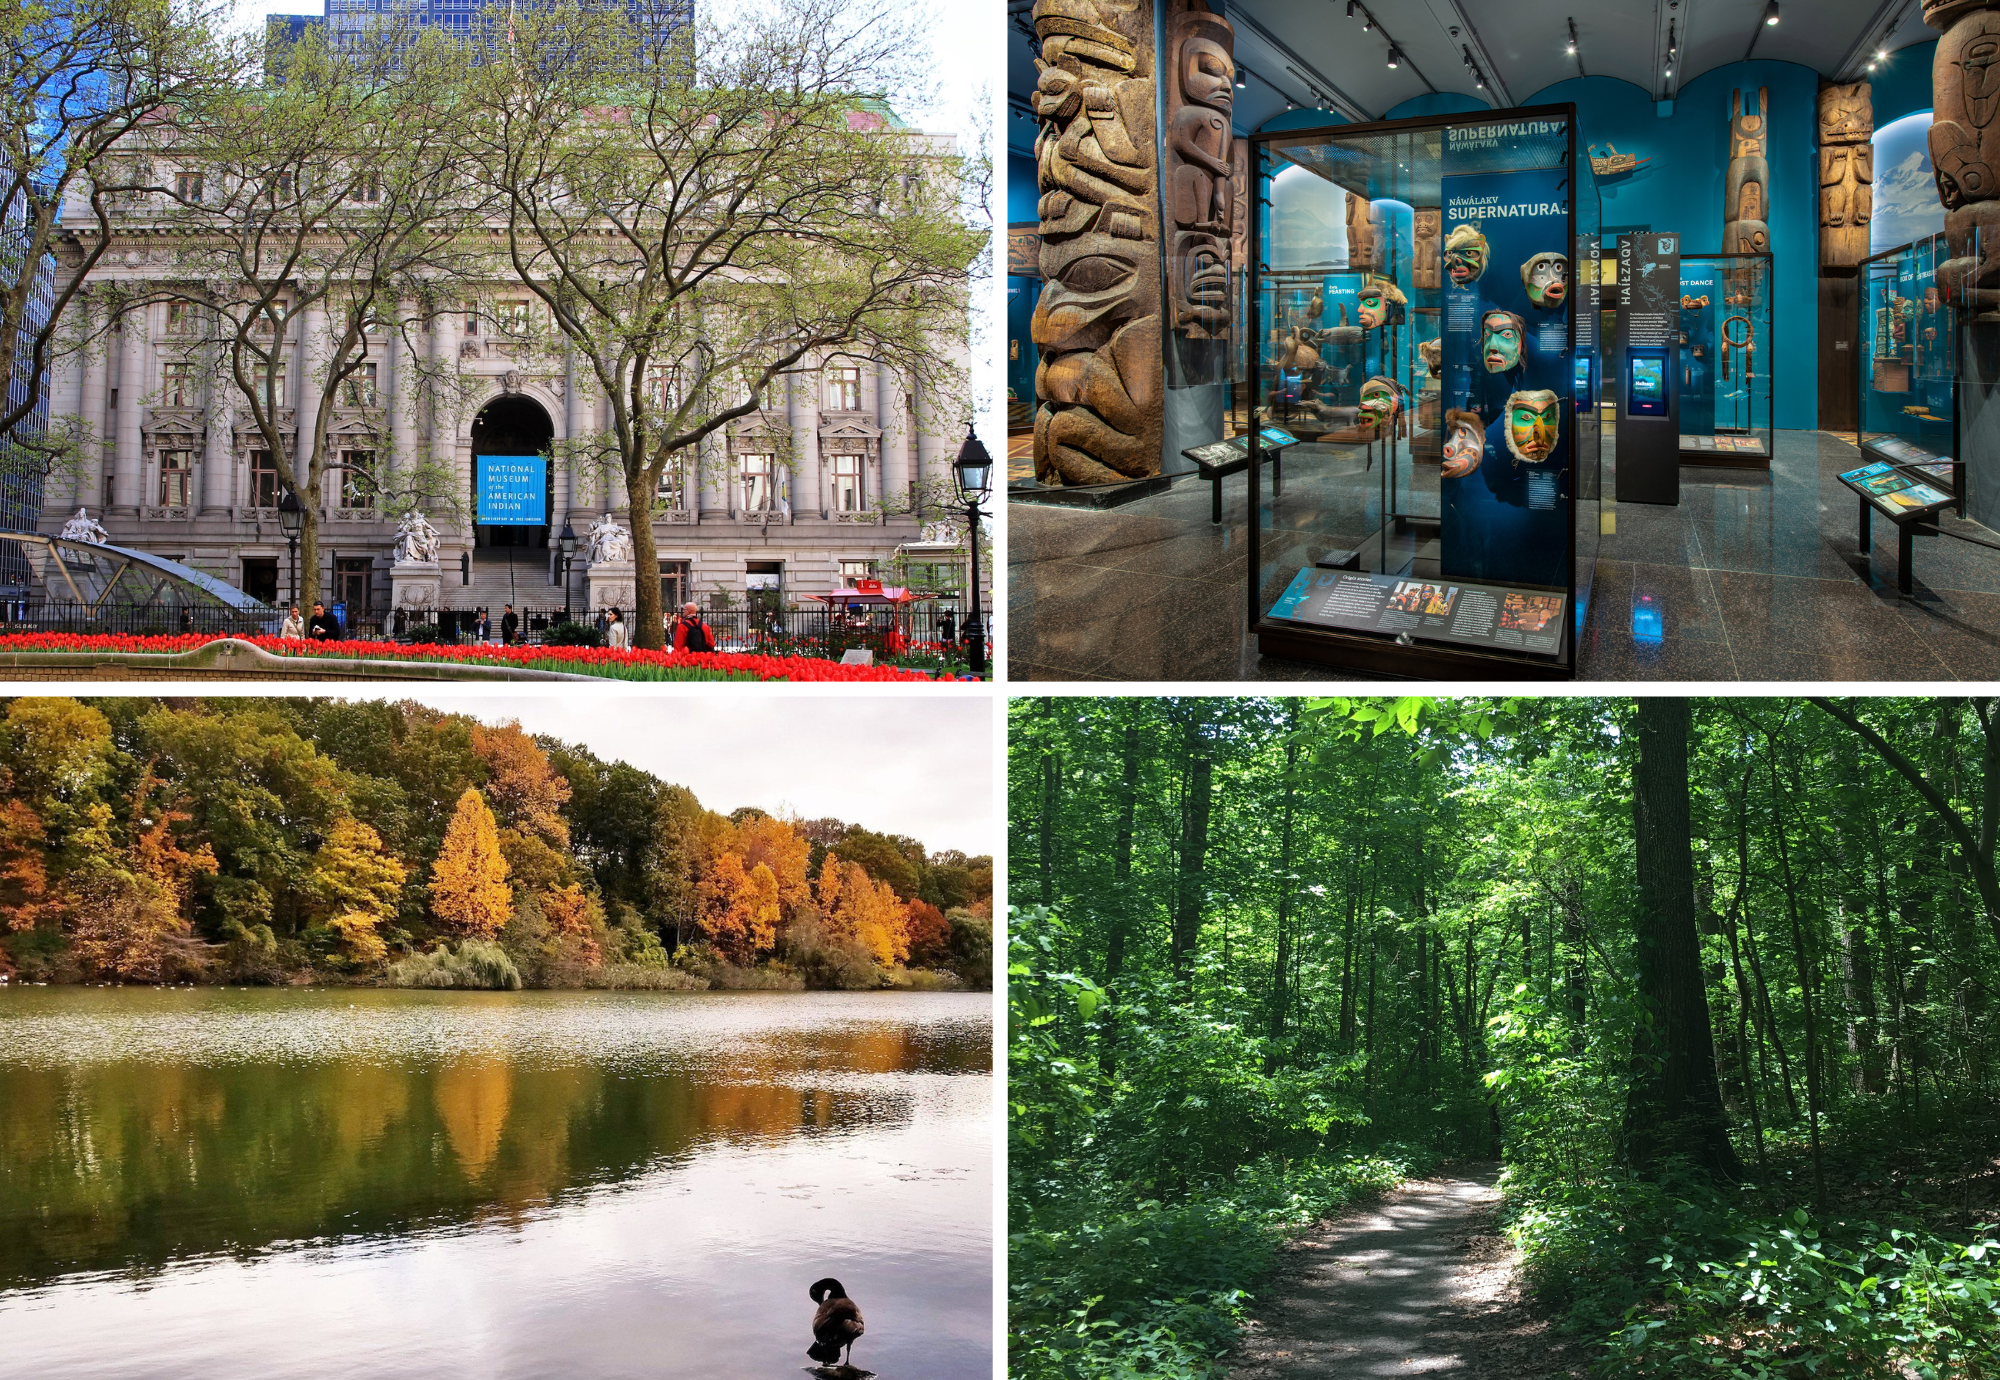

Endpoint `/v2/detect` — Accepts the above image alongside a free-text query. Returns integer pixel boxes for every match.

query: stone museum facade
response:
[37,157,969,623]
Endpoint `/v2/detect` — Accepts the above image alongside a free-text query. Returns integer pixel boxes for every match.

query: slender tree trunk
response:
[1266,724,1299,1063]
[1039,747,1059,908]
[1622,698,1744,1180]
[1767,751,1828,1210]
[1170,713,1212,981]
[1840,902,1884,1095]
[1102,719,1141,1079]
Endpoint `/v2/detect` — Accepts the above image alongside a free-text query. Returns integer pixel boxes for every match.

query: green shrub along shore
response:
[0,696,991,993]
[1009,696,2000,1380]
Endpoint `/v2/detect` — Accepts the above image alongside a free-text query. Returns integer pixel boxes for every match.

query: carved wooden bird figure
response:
[807,1277,865,1369]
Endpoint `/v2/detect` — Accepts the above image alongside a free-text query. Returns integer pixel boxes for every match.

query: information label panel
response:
[476,455,546,525]
[1267,567,1566,657]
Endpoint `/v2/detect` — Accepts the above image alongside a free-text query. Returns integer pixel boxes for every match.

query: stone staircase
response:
[456,547,567,614]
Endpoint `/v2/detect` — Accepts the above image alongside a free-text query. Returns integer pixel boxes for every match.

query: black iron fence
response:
[0,599,993,664]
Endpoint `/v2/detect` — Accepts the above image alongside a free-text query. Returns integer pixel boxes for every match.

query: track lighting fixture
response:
[1346,0,1356,15]
[1386,45,1399,69]
[1762,1,1779,25]
[1566,17,1578,56]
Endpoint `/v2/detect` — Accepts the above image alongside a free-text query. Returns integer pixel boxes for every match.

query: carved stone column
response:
[201,383,232,515]
[790,365,821,517]
[76,294,107,513]
[1928,0,2000,308]
[389,298,414,486]
[112,305,144,514]
[563,345,584,516]
[1030,0,1163,486]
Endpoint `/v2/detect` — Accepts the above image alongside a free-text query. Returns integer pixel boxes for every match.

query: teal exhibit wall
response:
[1384,92,1493,120]
[1522,63,1821,432]
[1870,40,1936,125]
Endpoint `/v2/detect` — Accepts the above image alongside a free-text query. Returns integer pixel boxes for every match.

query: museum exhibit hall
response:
[1006,0,2000,681]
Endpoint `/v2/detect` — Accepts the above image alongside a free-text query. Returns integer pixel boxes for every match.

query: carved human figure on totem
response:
[1724,87,1772,257]
[1821,144,1875,227]
[1928,0,2000,307]
[1819,81,1875,267]
[1412,208,1441,291]
[1165,1,1235,340]
[1229,138,1251,273]
[1030,0,1163,485]
[1346,190,1376,269]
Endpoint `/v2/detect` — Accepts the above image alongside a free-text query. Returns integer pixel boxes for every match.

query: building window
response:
[240,556,278,605]
[745,560,783,611]
[269,171,294,202]
[839,559,874,584]
[831,451,863,511]
[161,361,198,408]
[334,557,372,614]
[739,452,773,511]
[251,360,287,402]
[349,174,381,203]
[645,365,678,412]
[338,450,376,509]
[249,450,280,507]
[659,559,691,610]
[498,299,529,334]
[904,560,962,596]
[174,171,203,203]
[158,449,193,506]
[165,300,197,335]
[343,362,378,406]
[463,307,479,336]
[656,454,686,508]
[825,365,861,411]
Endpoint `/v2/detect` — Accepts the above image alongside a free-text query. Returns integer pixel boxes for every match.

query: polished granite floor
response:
[1008,429,2000,682]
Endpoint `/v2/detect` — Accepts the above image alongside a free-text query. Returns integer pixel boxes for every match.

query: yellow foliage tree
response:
[430,789,513,940]
[542,881,600,966]
[731,813,812,913]
[2,697,112,806]
[472,722,571,850]
[696,852,782,963]
[311,817,408,965]
[818,856,911,967]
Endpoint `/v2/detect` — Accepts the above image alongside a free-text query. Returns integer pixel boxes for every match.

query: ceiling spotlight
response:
[1663,63,1673,74]
[1386,45,1399,69]
[1763,1,1779,24]
[1235,69,1246,88]
[1287,98,1297,109]
[1566,40,1576,54]
[1346,0,1357,15]
[1566,16,1579,56]
[1877,48,1888,59]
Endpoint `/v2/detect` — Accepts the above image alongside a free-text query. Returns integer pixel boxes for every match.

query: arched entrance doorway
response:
[470,394,554,549]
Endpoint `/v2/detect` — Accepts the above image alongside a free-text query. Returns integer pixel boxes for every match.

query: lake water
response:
[0,987,992,1380]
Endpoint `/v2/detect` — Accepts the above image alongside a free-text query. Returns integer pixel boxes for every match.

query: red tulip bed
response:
[0,632,971,682]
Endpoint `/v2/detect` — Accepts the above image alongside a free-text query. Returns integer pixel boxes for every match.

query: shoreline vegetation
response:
[0,696,992,993]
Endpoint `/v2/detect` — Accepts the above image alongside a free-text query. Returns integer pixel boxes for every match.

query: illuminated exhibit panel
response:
[1677,252,1774,463]
[1857,236,1956,492]
[1249,107,1598,679]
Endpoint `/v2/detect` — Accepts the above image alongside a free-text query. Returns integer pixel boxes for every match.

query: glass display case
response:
[1248,105,1599,678]
[1677,251,1773,465]
[1857,236,1958,498]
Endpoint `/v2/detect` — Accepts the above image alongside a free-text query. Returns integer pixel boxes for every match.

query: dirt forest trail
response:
[1224,1165,1587,1379]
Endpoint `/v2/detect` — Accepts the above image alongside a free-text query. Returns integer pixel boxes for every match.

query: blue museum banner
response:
[477,455,545,524]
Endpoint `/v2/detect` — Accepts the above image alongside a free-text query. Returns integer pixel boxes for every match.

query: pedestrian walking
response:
[605,606,630,649]
[280,605,305,639]
[501,604,519,646]
[307,601,338,640]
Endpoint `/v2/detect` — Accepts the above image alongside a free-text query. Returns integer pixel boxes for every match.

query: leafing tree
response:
[309,815,407,965]
[430,787,512,939]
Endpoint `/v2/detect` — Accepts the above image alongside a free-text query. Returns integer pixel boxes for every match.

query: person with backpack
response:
[672,601,714,653]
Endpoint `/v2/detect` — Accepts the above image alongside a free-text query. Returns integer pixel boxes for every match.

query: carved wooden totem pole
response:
[1724,87,1772,257]
[1163,0,1234,347]
[1818,81,1875,267]
[1030,0,1164,486]
[1412,207,1442,291]
[1928,0,2000,309]
[1346,190,1378,269]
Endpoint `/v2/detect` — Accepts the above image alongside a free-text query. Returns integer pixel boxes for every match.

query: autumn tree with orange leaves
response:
[430,789,513,940]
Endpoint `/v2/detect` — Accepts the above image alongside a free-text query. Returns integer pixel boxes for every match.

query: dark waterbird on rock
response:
[807,1277,864,1369]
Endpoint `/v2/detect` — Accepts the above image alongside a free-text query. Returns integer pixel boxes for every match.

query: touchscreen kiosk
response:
[1627,349,1668,416]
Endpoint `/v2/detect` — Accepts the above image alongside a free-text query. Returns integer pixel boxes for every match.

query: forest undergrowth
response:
[1009,696,2000,1380]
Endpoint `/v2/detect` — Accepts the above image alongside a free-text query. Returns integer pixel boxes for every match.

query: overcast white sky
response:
[225,0,1006,442]
[363,693,994,854]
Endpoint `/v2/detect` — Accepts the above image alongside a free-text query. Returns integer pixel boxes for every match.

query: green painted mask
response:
[1444,224,1489,286]
[1481,310,1524,373]
[1358,375,1401,427]
[1504,390,1560,464]
[1521,252,1567,308]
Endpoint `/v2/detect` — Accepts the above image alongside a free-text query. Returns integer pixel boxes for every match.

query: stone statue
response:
[1724,87,1772,256]
[1928,0,2000,308]
[1819,81,1874,268]
[1031,0,1164,487]
[392,509,442,565]
[586,513,635,565]
[58,508,108,544]
[1412,208,1441,291]
[1163,0,1234,342]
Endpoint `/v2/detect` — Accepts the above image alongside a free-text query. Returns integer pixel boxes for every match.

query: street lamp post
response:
[952,426,992,677]
[277,489,304,608]
[557,519,577,624]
